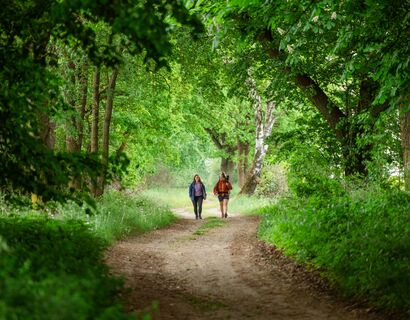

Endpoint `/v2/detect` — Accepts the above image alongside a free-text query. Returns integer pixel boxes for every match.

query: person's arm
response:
[189,183,193,199]
[213,182,218,195]
[202,183,207,200]
[227,181,233,191]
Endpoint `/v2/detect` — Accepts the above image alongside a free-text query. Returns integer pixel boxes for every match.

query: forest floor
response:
[105,198,385,320]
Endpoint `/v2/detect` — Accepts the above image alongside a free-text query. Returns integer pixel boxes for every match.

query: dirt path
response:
[106,200,382,320]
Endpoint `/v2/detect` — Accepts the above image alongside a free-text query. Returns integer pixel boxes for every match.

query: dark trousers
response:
[192,196,203,218]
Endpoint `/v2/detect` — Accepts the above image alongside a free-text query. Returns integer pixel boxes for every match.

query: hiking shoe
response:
[224,213,228,218]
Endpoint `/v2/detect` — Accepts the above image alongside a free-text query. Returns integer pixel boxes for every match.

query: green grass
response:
[193,217,226,236]
[183,294,226,312]
[0,216,133,320]
[0,190,177,319]
[140,187,190,209]
[229,194,275,215]
[58,191,175,243]
[258,187,410,313]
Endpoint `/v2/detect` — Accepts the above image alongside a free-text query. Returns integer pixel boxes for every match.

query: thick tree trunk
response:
[240,74,276,195]
[401,107,410,190]
[100,68,119,194]
[90,66,101,196]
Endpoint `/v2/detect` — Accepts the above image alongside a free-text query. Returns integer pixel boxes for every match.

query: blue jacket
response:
[189,182,207,201]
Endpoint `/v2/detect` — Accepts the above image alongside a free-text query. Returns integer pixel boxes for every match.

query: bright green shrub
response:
[258,187,410,312]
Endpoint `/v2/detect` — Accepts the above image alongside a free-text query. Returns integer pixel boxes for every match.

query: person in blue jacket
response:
[189,174,207,220]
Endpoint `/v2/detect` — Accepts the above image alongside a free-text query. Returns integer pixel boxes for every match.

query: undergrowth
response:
[140,188,189,209]
[0,190,176,319]
[229,195,274,215]
[0,216,131,320]
[258,186,410,313]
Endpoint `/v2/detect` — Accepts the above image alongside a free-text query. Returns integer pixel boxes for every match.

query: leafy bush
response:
[0,216,132,320]
[255,163,288,197]
[0,190,176,319]
[287,146,345,197]
[258,187,410,312]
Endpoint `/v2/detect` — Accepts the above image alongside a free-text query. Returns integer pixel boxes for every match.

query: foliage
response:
[254,163,288,197]
[0,0,202,201]
[0,190,177,318]
[258,186,410,312]
[140,188,190,209]
[0,216,132,319]
[287,144,345,197]
[46,190,174,243]
[198,0,409,177]
[229,194,275,215]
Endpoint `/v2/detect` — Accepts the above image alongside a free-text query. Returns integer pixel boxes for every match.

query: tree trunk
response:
[401,107,410,190]
[237,139,250,188]
[204,127,238,176]
[100,68,119,194]
[77,62,88,151]
[240,73,276,195]
[68,62,89,190]
[90,66,100,196]
[221,158,235,176]
[39,113,56,150]
[91,66,100,154]
[260,35,389,176]
[64,59,78,153]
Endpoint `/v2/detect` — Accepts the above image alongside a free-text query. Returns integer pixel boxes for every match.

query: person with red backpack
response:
[213,172,233,218]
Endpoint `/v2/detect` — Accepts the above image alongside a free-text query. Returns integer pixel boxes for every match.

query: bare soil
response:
[105,200,385,320]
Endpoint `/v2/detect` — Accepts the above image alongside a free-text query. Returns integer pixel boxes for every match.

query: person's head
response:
[220,172,228,181]
[193,174,201,183]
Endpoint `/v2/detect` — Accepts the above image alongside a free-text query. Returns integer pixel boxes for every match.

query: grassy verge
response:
[0,216,132,319]
[140,188,189,209]
[258,187,410,313]
[59,190,176,243]
[193,217,226,236]
[0,190,176,319]
[229,195,275,215]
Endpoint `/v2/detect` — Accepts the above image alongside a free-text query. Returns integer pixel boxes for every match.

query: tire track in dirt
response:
[105,203,383,320]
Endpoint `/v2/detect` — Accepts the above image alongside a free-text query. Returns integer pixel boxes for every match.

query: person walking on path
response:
[189,174,207,220]
[213,172,233,219]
